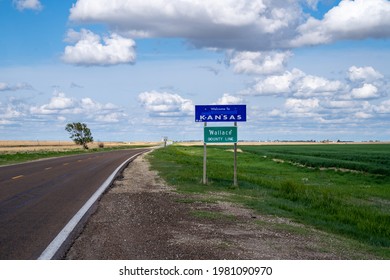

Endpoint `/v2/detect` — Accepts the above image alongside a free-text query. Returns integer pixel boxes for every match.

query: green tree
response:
[65,122,93,149]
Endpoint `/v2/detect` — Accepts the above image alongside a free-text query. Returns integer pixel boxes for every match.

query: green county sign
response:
[204,126,237,143]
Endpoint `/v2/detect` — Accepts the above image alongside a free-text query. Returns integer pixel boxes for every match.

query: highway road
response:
[0,148,149,259]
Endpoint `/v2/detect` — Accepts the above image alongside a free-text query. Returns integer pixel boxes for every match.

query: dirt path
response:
[65,153,373,260]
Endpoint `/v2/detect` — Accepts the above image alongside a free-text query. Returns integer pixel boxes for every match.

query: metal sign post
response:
[203,122,207,185]
[234,122,237,186]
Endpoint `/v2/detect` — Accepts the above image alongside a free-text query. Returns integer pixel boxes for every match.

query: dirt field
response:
[65,153,377,260]
[0,140,159,153]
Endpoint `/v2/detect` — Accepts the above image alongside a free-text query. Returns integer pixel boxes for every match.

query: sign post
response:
[195,105,246,186]
[203,122,207,184]
[234,122,237,186]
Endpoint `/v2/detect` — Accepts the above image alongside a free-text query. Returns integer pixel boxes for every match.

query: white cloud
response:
[68,0,390,51]
[13,0,42,11]
[138,91,194,117]
[227,50,292,75]
[354,111,373,119]
[0,103,24,119]
[268,108,284,117]
[94,112,126,123]
[30,91,126,122]
[292,0,390,47]
[62,29,136,66]
[251,68,344,97]
[322,100,356,109]
[350,83,379,99]
[285,98,320,114]
[348,66,384,82]
[0,82,33,91]
[215,93,243,105]
[69,0,302,51]
[252,68,304,95]
[294,74,345,98]
[0,99,28,125]
[374,99,390,113]
[30,92,75,115]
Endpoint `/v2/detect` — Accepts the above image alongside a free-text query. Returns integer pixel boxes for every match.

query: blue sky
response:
[1,0,390,142]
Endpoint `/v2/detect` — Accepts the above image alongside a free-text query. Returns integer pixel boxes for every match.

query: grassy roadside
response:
[0,145,153,166]
[148,144,390,259]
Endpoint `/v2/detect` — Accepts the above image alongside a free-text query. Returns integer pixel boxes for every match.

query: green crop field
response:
[149,144,390,258]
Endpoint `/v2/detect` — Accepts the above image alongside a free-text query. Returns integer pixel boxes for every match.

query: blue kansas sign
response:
[195,105,246,122]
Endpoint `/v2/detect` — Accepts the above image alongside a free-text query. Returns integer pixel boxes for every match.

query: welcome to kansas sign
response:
[195,105,246,122]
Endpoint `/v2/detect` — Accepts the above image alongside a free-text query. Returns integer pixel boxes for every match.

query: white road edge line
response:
[37,151,145,260]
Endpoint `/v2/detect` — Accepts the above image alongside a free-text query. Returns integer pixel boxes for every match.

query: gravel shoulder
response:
[65,153,376,260]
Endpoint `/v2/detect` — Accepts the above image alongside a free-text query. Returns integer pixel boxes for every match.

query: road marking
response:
[63,163,69,166]
[77,160,82,162]
[45,167,52,170]
[38,151,147,260]
[12,175,24,180]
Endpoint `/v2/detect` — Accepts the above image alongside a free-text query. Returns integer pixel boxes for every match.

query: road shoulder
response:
[65,153,374,259]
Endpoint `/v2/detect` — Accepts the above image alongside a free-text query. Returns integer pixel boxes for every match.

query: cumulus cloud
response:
[350,83,379,99]
[227,50,292,75]
[251,68,345,97]
[294,75,345,98]
[252,69,302,95]
[291,0,390,47]
[374,99,390,113]
[138,91,194,117]
[348,66,384,82]
[0,82,33,92]
[285,98,320,114]
[249,62,389,129]
[62,29,136,66]
[322,100,356,109]
[215,93,244,105]
[0,102,24,123]
[69,0,390,52]
[30,92,75,115]
[69,0,302,51]
[354,111,373,119]
[30,91,126,122]
[64,0,390,62]
[13,0,42,11]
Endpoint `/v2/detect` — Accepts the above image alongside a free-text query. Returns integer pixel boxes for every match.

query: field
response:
[149,144,390,258]
[0,140,159,166]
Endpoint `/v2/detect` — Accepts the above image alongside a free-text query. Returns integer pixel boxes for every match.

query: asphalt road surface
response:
[0,149,149,259]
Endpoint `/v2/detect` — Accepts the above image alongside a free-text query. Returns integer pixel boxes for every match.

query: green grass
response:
[0,145,150,166]
[148,144,390,258]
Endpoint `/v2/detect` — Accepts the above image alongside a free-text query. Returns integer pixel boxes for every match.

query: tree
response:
[65,122,93,149]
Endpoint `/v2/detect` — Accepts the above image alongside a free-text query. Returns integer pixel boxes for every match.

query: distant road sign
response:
[204,126,237,143]
[195,105,246,122]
